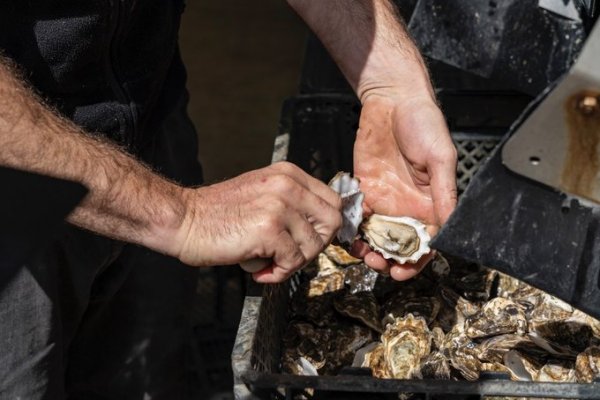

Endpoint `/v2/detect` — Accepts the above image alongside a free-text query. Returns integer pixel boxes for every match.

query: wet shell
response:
[328,172,364,244]
[443,325,482,381]
[325,323,373,374]
[575,346,600,383]
[382,314,432,379]
[361,215,431,264]
[465,297,528,339]
[420,351,451,379]
[334,291,382,332]
[503,350,539,381]
[324,244,362,265]
[537,362,577,382]
[344,263,379,294]
[357,342,389,378]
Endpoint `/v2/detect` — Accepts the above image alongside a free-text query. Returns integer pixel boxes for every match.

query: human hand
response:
[351,94,457,281]
[171,162,342,283]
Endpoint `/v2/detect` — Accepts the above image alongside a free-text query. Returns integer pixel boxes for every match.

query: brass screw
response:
[578,94,599,115]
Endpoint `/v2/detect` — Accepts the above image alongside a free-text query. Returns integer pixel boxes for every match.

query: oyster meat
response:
[361,214,431,264]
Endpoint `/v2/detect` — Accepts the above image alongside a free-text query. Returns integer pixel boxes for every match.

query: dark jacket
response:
[0,0,187,153]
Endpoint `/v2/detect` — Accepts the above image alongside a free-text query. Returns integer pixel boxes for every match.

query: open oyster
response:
[328,172,430,263]
[361,214,431,264]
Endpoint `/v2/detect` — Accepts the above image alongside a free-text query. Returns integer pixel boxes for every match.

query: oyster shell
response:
[537,362,577,382]
[334,291,382,332]
[328,172,364,244]
[382,295,440,326]
[324,244,362,265]
[325,323,373,374]
[282,322,328,374]
[503,350,539,381]
[442,325,482,381]
[465,297,527,339]
[355,342,389,378]
[361,214,431,264]
[308,254,345,297]
[420,351,451,379]
[476,334,545,365]
[344,263,379,294]
[382,314,432,379]
[575,346,600,383]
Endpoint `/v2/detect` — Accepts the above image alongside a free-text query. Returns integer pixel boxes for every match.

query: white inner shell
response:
[328,172,364,244]
[361,215,431,264]
[328,172,431,263]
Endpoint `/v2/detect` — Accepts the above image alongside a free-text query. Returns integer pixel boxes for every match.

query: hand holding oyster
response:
[329,172,432,279]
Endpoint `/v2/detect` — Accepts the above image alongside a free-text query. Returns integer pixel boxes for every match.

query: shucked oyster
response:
[329,172,430,263]
[361,215,431,264]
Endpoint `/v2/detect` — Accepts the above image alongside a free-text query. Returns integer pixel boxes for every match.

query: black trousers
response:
[0,92,204,400]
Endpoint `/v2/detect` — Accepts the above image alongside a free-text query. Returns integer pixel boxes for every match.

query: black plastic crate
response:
[231,94,600,399]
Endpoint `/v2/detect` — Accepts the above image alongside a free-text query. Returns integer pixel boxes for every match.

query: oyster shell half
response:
[361,214,431,264]
[329,172,364,244]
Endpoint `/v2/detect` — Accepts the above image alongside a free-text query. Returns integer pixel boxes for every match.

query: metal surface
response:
[539,0,582,21]
[503,21,600,204]
[433,94,600,321]
[409,0,586,95]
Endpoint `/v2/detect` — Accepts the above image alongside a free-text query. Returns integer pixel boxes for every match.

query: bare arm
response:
[287,0,433,102]
[288,0,458,280]
[0,58,186,254]
[0,57,342,282]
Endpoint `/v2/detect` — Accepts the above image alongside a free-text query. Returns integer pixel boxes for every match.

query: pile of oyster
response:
[282,250,600,382]
[281,173,600,383]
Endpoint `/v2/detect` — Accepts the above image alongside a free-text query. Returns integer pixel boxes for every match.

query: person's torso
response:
[0,0,186,151]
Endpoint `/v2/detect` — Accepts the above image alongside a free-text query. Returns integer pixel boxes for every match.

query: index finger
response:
[271,162,342,211]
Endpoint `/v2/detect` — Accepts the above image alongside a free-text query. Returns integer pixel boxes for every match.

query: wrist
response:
[357,61,436,106]
[144,183,194,258]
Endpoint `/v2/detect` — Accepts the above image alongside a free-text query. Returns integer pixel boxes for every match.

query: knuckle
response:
[272,161,298,175]
[260,213,283,233]
[270,173,296,192]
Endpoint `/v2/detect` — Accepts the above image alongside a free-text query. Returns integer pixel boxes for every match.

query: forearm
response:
[0,58,187,255]
[287,0,434,102]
